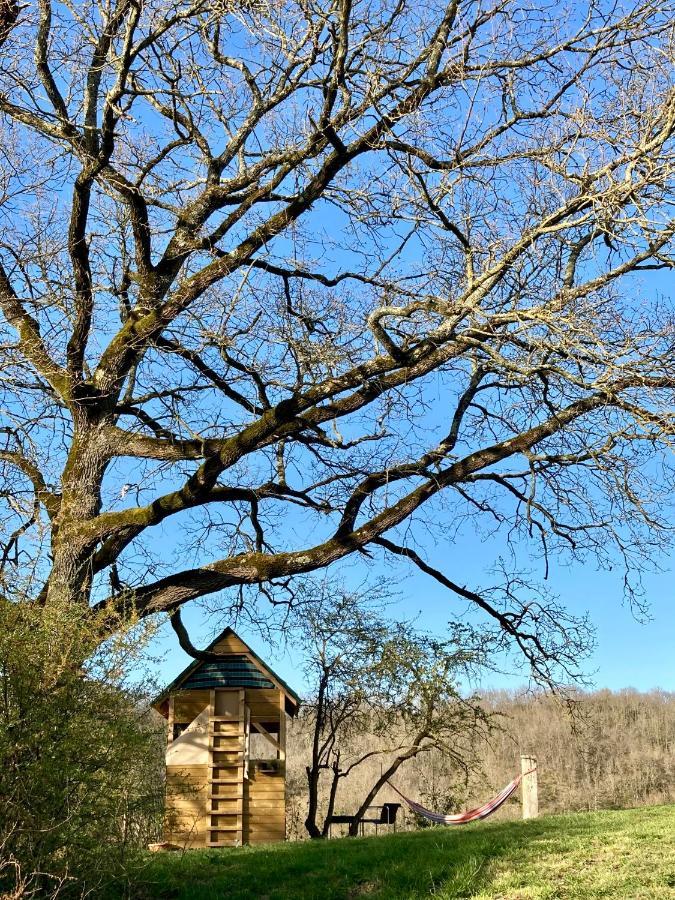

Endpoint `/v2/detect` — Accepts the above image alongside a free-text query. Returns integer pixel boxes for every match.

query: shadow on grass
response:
[132,807,669,900]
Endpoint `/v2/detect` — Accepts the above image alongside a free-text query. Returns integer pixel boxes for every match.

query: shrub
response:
[0,600,164,898]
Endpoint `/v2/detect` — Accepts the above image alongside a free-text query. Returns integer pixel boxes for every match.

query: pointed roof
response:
[152,627,301,716]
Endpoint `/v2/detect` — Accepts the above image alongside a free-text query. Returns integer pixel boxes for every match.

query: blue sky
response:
[84,8,673,701]
[149,517,675,698]
[143,250,675,703]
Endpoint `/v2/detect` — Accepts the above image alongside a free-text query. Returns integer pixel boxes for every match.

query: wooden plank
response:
[173,691,210,722]
[248,809,284,816]
[246,782,284,792]
[251,720,280,750]
[249,767,284,778]
[246,828,285,836]
[246,829,285,840]
[165,807,208,820]
[210,726,243,736]
[247,705,282,720]
[248,789,285,797]
[246,811,285,820]
[237,689,245,844]
[167,835,207,848]
[166,771,208,782]
[521,755,539,819]
[166,780,208,794]
[167,764,209,777]
[246,827,286,835]
[246,833,285,840]
[165,826,207,838]
[278,690,286,764]
[167,694,175,745]
[245,819,286,829]
[247,783,284,793]
[246,688,279,718]
[211,632,250,654]
[169,799,208,812]
[214,690,241,718]
[165,816,208,829]
[248,786,285,794]
[166,787,207,799]
[211,799,243,811]
[164,822,208,837]
[206,689,246,847]
[207,689,216,847]
[246,806,286,816]
[248,772,284,783]
[212,729,241,739]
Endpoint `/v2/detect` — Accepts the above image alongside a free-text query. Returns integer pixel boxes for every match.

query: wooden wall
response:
[165,764,209,848]
[163,684,287,848]
[245,765,286,844]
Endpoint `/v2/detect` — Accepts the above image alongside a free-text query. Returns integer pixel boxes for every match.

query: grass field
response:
[135,805,675,899]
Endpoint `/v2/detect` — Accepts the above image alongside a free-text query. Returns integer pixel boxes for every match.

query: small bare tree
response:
[297,588,490,838]
[0,1,674,679]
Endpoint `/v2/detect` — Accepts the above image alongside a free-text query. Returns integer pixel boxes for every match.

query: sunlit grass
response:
[134,804,675,899]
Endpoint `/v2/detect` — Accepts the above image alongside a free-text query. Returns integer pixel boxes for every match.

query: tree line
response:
[285,688,675,838]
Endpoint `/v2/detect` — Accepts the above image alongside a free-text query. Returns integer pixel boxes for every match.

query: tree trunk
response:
[45,419,112,610]
[347,739,429,836]
[304,763,323,839]
[304,669,330,838]
[320,768,341,838]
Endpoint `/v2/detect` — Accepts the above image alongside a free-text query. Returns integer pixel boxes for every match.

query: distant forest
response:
[285,689,675,839]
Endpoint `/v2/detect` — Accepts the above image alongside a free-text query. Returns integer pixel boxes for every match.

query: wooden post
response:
[521,755,538,819]
[279,692,287,841]
[278,692,286,764]
[167,694,175,745]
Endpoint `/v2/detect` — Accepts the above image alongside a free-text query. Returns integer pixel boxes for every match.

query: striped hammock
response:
[388,772,529,826]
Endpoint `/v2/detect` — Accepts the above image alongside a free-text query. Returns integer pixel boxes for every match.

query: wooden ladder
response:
[207,689,246,847]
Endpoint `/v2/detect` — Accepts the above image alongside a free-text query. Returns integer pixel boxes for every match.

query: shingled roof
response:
[153,627,301,715]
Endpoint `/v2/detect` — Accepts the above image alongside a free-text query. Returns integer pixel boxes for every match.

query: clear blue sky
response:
[136,62,675,702]
[145,260,675,699]
[144,270,675,703]
[149,517,675,698]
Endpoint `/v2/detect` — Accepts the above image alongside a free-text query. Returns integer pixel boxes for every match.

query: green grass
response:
[134,805,675,900]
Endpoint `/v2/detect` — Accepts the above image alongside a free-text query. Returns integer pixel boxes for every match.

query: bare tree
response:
[297,587,490,838]
[0,1,674,679]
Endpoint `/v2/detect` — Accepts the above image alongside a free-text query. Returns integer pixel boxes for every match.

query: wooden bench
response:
[328,802,401,836]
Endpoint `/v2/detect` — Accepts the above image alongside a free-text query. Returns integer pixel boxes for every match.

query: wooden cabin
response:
[152,627,300,848]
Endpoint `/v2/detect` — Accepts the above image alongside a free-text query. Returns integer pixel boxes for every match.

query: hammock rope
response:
[388,768,536,826]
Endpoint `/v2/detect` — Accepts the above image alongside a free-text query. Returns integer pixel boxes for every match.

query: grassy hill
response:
[135,805,675,900]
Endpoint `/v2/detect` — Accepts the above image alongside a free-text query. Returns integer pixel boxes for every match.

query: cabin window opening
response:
[249,723,280,761]
[172,722,191,740]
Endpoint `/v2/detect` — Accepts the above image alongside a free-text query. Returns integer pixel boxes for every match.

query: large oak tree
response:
[1,0,674,681]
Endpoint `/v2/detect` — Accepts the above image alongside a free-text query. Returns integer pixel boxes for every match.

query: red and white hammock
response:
[388,772,529,826]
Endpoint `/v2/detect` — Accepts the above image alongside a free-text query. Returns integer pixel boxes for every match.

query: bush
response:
[0,600,164,898]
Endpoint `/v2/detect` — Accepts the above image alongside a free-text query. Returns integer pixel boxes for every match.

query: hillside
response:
[135,804,675,899]
[284,689,675,838]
